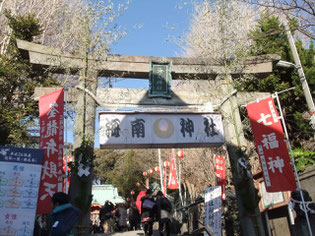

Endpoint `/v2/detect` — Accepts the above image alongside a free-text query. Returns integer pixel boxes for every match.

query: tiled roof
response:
[91,185,125,206]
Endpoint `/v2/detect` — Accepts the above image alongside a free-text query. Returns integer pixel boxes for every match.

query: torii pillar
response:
[17,39,281,236]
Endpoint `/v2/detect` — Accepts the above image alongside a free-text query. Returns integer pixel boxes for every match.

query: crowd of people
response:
[95,188,173,236]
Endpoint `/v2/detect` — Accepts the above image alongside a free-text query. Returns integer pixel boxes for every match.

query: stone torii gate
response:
[17,39,280,236]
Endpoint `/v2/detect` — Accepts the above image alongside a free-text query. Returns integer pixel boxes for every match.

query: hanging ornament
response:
[143,171,148,177]
[148,168,153,174]
[154,166,160,172]
[177,150,184,159]
[136,182,140,187]
[163,160,170,168]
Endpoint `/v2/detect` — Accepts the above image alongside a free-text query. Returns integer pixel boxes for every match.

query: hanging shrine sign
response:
[246,97,296,192]
[99,112,224,149]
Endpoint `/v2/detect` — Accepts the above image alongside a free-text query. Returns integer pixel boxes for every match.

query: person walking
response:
[156,191,172,236]
[115,203,128,232]
[49,192,80,236]
[99,200,114,233]
[141,189,156,236]
[128,201,141,231]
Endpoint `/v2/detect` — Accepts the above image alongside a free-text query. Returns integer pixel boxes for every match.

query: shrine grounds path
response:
[89,229,178,236]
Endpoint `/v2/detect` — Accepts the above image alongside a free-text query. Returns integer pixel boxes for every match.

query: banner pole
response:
[64,86,69,194]
[274,92,312,236]
[158,149,163,191]
[178,159,183,206]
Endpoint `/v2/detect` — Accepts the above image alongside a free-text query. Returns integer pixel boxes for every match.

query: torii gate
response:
[17,39,280,236]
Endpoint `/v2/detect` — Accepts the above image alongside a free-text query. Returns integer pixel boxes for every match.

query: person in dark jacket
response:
[290,189,315,236]
[115,203,128,232]
[99,200,115,233]
[128,201,141,230]
[141,189,156,236]
[156,191,172,236]
[49,192,80,236]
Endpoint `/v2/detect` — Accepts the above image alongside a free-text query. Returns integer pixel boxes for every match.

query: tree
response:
[237,12,315,146]
[94,149,164,196]
[1,0,129,55]
[0,11,58,145]
[93,149,126,183]
[179,0,258,60]
[245,0,315,40]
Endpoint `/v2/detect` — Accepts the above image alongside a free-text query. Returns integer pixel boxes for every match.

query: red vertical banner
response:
[246,97,296,192]
[168,152,179,189]
[37,88,64,214]
[214,156,226,200]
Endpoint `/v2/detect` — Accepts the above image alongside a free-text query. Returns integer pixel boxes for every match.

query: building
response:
[90,184,125,226]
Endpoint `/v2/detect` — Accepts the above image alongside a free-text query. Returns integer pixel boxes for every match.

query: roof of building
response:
[91,184,125,206]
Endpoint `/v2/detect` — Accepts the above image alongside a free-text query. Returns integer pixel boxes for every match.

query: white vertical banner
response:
[204,186,222,236]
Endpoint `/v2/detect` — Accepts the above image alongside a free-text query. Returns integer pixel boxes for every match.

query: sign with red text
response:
[246,97,296,192]
[214,156,226,200]
[168,153,179,189]
[0,146,44,236]
[37,88,64,214]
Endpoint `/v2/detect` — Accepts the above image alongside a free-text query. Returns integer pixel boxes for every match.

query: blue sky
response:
[109,0,196,89]
[111,0,194,57]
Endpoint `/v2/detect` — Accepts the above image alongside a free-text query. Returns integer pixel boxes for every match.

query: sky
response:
[111,0,194,57]
[109,0,195,89]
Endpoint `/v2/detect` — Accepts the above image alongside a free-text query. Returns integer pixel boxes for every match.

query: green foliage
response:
[93,149,125,183]
[93,149,154,199]
[5,10,43,41]
[70,138,95,174]
[237,12,315,146]
[0,12,58,145]
[107,151,144,198]
[293,148,315,172]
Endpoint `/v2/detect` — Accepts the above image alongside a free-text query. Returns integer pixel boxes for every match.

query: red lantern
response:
[163,160,170,168]
[143,171,148,177]
[136,182,140,187]
[148,169,153,174]
[126,197,130,201]
[130,190,135,195]
[154,166,160,172]
[177,150,184,159]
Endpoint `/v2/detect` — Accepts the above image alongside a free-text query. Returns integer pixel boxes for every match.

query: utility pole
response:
[283,20,315,130]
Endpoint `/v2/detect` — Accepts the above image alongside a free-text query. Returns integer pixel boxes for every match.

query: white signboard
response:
[260,181,284,208]
[99,112,224,148]
[204,186,222,236]
[0,146,44,236]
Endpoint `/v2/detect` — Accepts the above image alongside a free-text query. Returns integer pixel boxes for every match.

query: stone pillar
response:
[70,69,98,235]
[216,74,265,236]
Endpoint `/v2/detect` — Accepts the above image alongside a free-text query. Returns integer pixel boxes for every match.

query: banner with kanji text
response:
[214,155,226,200]
[246,97,296,192]
[168,152,179,189]
[37,88,64,214]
